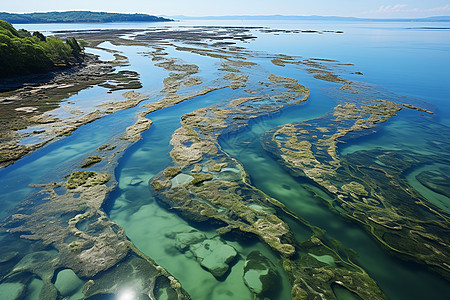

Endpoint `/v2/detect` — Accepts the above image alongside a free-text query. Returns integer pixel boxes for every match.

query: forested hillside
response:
[0,11,172,24]
[0,20,83,78]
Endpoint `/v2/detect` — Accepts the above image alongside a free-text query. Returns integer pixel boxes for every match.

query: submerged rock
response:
[175,231,207,252]
[170,173,194,188]
[189,238,237,278]
[54,269,84,297]
[0,282,25,300]
[243,251,278,296]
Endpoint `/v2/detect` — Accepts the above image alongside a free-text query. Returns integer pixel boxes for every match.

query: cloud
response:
[376,4,408,13]
[374,4,450,14]
[425,4,450,12]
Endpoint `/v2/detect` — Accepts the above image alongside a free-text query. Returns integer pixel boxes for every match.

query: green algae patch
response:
[190,173,214,185]
[209,162,228,172]
[163,166,182,179]
[151,179,171,191]
[262,97,450,280]
[341,182,368,197]
[66,171,111,189]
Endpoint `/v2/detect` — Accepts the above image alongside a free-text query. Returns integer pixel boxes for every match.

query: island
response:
[0,11,172,24]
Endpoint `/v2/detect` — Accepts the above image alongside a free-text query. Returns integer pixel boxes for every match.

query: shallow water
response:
[220,108,450,300]
[1,20,449,299]
[107,87,293,300]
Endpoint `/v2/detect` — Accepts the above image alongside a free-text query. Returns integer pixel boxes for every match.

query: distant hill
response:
[0,11,172,24]
[167,14,450,22]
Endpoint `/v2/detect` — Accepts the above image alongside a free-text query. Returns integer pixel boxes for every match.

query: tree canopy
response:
[0,20,83,78]
[0,11,172,24]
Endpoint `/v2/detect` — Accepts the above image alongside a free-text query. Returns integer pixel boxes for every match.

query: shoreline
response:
[0,52,143,168]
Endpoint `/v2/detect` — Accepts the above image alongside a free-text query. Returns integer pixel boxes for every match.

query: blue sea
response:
[1,20,449,299]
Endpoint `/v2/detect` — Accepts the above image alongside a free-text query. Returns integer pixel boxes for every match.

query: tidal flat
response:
[0,21,449,300]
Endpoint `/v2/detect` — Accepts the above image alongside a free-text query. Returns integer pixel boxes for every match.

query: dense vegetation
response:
[0,20,83,78]
[0,11,172,24]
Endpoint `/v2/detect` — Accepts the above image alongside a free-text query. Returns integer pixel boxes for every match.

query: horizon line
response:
[1,11,449,20]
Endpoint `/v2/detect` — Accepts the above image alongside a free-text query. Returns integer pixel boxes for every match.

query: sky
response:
[1,0,450,18]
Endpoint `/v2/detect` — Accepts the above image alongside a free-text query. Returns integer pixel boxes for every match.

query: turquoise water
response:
[220,110,450,300]
[1,20,449,299]
[107,89,292,300]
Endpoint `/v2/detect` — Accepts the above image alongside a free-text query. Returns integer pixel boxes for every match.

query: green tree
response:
[33,31,46,42]
[41,37,75,65]
[65,37,82,58]
[0,20,83,78]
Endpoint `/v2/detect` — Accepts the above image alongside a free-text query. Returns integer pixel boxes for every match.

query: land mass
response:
[0,11,172,24]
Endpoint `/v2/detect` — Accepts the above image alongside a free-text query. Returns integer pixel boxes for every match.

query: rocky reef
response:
[0,170,189,299]
[0,56,146,169]
[148,67,388,297]
[261,95,450,280]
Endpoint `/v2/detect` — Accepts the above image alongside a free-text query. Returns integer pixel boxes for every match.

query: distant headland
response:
[0,11,173,24]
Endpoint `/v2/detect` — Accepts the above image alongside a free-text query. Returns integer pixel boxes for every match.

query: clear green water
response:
[220,109,450,300]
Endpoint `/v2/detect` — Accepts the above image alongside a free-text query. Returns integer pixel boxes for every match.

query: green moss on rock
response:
[66,171,111,189]
[163,167,182,179]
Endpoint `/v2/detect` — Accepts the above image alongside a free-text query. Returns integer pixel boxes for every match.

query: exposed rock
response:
[208,163,228,172]
[66,171,111,189]
[163,167,182,179]
[81,156,103,168]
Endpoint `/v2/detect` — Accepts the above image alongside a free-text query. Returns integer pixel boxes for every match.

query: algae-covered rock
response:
[151,179,171,191]
[341,181,368,196]
[0,251,18,264]
[189,238,237,278]
[243,251,278,295]
[163,167,182,179]
[208,163,228,172]
[190,173,213,185]
[66,171,111,189]
[81,156,103,168]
